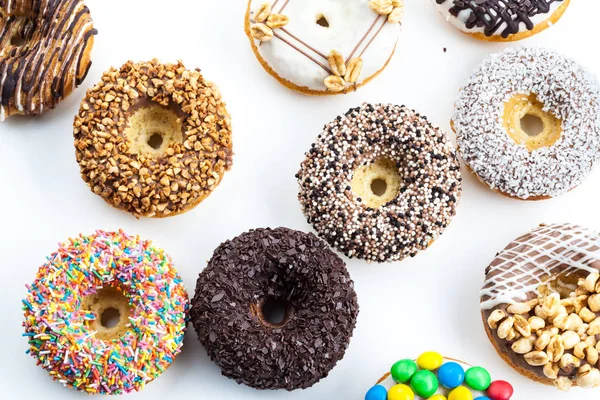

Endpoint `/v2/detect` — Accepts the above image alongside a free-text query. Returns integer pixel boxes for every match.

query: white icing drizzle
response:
[480,223,600,310]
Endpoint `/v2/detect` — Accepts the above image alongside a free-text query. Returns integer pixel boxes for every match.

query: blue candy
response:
[438,361,465,389]
[474,397,491,400]
[365,384,387,400]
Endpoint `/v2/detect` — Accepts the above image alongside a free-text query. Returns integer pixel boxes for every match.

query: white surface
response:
[1,1,599,398]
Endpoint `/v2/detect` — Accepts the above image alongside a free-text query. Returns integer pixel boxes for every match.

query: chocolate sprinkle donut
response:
[190,227,359,391]
[296,103,462,263]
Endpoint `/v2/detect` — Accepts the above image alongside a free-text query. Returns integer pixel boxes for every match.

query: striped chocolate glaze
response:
[0,0,97,121]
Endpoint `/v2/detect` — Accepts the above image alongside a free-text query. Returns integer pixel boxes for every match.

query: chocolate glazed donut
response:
[190,227,359,390]
[0,0,97,120]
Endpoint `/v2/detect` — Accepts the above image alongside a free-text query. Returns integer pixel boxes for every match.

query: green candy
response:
[410,370,438,398]
[465,366,491,391]
[391,359,418,383]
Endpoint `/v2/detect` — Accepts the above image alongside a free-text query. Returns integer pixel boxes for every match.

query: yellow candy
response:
[429,396,447,400]
[448,386,473,400]
[416,351,444,370]
[388,384,415,400]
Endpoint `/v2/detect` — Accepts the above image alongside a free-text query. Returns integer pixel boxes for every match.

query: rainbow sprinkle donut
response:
[22,230,189,394]
[365,351,514,400]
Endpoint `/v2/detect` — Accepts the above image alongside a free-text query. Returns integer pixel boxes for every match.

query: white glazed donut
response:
[453,48,600,200]
[244,0,402,95]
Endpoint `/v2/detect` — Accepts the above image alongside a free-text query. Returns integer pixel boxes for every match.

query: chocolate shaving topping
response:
[190,227,359,391]
[435,0,563,38]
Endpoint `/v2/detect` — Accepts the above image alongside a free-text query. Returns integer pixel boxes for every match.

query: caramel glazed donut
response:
[481,223,600,391]
[74,59,233,218]
[297,103,462,262]
[0,0,96,120]
[453,48,600,200]
[432,0,570,42]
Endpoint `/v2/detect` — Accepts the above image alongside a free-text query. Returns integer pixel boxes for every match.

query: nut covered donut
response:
[245,0,402,94]
[297,103,462,262]
[74,59,233,218]
[22,230,189,394]
[190,227,359,390]
[432,0,570,42]
[454,48,600,200]
[0,0,97,120]
[481,223,600,391]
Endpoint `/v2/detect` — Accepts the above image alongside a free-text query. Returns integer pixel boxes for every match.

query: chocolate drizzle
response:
[435,0,563,38]
[0,0,97,120]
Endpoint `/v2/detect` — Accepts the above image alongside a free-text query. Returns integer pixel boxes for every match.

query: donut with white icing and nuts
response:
[0,0,97,120]
[22,230,189,394]
[453,48,600,201]
[74,59,233,218]
[481,223,600,391]
[244,0,402,95]
[432,0,570,42]
[190,227,358,390]
[297,103,462,263]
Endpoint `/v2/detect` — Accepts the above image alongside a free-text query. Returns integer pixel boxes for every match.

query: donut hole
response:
[351,158,402,208]
[82,287,131,341]
[124,103,183,157]
[503,94,562,152]
[316,14,330,28]
[256,297,291,328]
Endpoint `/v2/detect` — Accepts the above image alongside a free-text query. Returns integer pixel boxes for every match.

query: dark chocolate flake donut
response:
[190,227,359,391]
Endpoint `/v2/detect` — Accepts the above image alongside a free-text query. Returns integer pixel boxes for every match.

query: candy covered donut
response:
[190,227,359,390]
[481,223,600,391]
[74,59,233,218]
[297,103,462,262]
[0,0,97,120]
[244,0,403,94]
[454,48,600,200]
[432,0,570,42]
[22,230,189,394]
[365,351,514,400]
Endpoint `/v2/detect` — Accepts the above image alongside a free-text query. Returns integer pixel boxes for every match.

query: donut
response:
[453,48,600,201]
[22,230,189,394]
[73,59,233,218]
[244,0,402,95]
[365,351,514,400]
[0,0,97,121]
[296,103,462,262]
[432,0,570,42]
[480,223,600,391]
[190,227,359,390]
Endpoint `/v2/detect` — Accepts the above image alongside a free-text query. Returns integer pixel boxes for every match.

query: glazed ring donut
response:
[74,59,233,218]
[22,230,189,394]
[432,0,570,42]
[453,48,600,200]
[244,0,402,95]
[365,351,514,399]
[296,103,462,262]
[481,223,600,391]
[190,227,359,390]
[0,0,97,120]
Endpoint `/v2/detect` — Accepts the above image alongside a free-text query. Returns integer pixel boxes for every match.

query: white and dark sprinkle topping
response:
[297,103,462,263]
[454,48,600,200]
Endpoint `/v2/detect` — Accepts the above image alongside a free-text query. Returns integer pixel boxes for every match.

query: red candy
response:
[487,380,513,400]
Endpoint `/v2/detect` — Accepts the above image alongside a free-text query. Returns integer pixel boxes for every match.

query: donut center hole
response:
[316,14,329,28]
[351,158,402,208]
[124,103,183,157]
[259,297,290,327]
[520,114,544,137]
[82,287,131,341]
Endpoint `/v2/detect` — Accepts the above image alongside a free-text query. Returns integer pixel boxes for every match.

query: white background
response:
[1,0,600,398]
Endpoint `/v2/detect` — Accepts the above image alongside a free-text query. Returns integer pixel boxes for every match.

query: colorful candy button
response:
[430,395,447,400]
[465,366,491,391]
[474,397,491,400]
[417,351,444,370]
[411,370,439,398]
[448,386,473,400]
[487,380,513,400]
[438,361,465,389]
[388,384,415,400]
[391,359,418,383]
[365,384,387,400]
